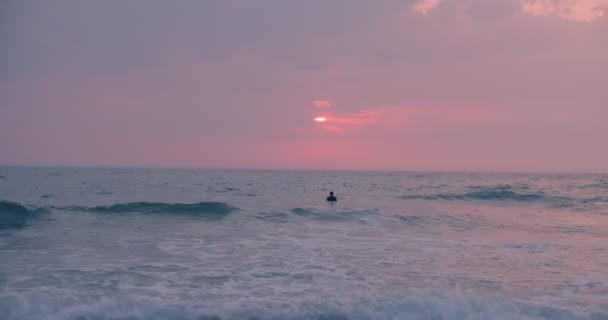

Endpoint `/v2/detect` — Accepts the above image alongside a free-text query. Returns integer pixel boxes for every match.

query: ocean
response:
[1,167,607,319]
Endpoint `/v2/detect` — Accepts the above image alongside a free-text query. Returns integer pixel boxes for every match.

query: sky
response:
[1,0,607,173]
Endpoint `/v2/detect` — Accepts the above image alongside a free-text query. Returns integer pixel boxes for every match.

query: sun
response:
[314,117,327,122]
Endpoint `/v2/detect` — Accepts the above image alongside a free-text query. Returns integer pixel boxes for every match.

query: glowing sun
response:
[314,117,327,122]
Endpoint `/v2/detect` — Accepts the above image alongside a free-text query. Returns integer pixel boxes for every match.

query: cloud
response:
[409,0,607,22]
[315,107,404,133]
[313,100,332,107]
[521,0,608,21]
[327,108,389,125]
[412,0,441,15]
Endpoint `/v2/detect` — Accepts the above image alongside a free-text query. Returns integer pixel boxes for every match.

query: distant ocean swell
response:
[2,200,376,225]
[1,290,605,320]
[63,201,238,215]
[2,188,608,229]
[1,201,239,229]
[400,185,608,208]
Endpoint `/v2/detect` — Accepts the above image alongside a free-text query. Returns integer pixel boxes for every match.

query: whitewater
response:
[1,167,608,320]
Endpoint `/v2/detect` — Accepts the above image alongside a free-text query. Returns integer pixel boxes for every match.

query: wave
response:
[397,214,485,230]
[580,182,608,190]
[64,201,238,217]
[581,197,608,204]
[400,185,573,206]
[290,208,377,222]
[0,200,44,229]
[255,212,291,223]
[0,200,30,215]
[0,290,605,320]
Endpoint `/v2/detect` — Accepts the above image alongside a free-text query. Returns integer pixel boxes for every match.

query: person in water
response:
[326,191,337,202]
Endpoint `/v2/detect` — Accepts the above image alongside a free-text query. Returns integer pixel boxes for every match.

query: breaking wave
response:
[0,200,44,229]
[0,200,30,215]
[65,202,238,216]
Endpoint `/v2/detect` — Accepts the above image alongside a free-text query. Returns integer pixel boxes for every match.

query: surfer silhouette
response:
[326,191,337,202]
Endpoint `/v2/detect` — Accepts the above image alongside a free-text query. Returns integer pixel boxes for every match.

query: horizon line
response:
[1,163,606,175]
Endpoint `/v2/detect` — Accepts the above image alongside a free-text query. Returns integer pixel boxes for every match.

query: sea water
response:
[1,167,608,319]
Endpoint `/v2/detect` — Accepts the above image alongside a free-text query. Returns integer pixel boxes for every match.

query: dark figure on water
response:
[326,191,337,202]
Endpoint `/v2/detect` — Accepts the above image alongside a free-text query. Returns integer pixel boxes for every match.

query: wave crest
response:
[0,200,30,215]
[401,185,571,205]
[67,202,238,216]
[0,200,43,229]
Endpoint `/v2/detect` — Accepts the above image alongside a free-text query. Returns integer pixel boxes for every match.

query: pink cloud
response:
[315,107,405,133]
[327,108,388,125]
[521,0,608,21]
[412,0,441,15]
[313,100,332,107]
[409,0,608,21]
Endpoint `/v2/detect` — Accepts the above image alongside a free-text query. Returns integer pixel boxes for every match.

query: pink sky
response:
[1,0,607,172]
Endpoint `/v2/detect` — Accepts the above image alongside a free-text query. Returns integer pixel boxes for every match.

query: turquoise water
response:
[1,167,608,319]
